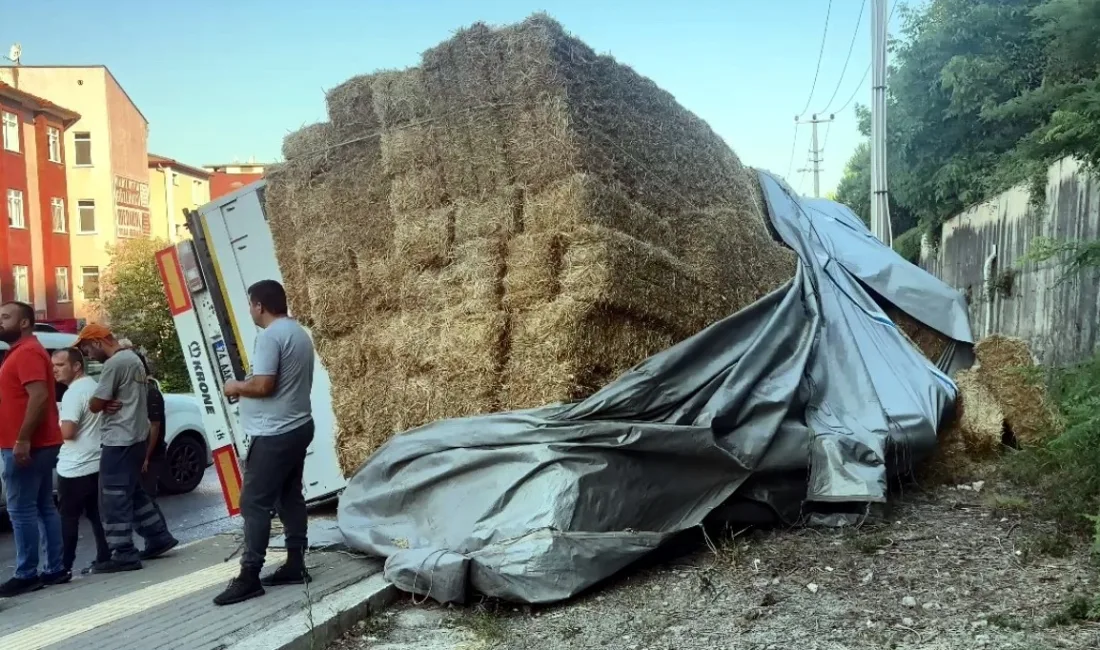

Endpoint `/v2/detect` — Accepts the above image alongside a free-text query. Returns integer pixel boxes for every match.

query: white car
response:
[0,332,214,517]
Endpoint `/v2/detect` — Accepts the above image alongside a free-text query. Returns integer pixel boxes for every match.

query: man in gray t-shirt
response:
[236,316,314,440]
[214,280,316,606]
[93,348,149,447]
[76,324,177,573]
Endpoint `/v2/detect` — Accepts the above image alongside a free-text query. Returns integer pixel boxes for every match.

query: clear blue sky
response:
[0,0,905,195]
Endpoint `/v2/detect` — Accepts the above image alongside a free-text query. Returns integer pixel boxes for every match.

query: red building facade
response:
[205,162,265,200]
[0,81,79,325]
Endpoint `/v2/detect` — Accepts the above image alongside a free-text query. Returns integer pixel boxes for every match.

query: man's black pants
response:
[57,472,111,571]
[240,421,314,571]
[101,442,174,562]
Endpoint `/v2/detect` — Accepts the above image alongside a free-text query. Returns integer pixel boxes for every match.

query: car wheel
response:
[160,432,206,495]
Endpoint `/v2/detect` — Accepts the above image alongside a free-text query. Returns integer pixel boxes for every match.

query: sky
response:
[0,0,907,196]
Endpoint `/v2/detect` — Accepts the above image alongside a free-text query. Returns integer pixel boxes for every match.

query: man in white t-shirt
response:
[52,347,110,574]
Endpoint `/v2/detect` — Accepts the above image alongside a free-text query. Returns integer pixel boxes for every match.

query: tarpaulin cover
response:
[336,171,974,605]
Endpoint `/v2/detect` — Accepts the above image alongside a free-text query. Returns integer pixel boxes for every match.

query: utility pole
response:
[870,0,892,245]
[795,113,834,197]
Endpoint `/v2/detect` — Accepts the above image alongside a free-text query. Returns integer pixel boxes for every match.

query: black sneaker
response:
[139,537,179,561]
[0,575,43,597]
[41,569,72,586]
[213,571,265,606]
[91,559,143,574]
[260,564,312,586]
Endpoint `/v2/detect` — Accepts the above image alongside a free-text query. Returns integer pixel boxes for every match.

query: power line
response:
[819,0,867,113]
[833,0,899,116]
[785,121,801,180]
[796,0,834,118]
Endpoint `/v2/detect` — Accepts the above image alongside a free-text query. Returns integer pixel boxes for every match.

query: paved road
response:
[0,471,239,575]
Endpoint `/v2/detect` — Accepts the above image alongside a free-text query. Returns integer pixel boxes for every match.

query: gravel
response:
[332,485,1100,650]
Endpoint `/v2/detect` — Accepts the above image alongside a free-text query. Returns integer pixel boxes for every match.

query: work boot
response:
[91,558,143,574]
[0,575,42,597]
[261,548,311,586]
[140,536,180,561]
[41,569,73,586]
[213,567,265,606]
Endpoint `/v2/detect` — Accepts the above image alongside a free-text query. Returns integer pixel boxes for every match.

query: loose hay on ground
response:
[265,14,798,471]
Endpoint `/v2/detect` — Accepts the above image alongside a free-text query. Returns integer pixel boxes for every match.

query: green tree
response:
[91,237,189,393]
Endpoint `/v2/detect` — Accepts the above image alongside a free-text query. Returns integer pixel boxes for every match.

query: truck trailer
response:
[156,179,345,515]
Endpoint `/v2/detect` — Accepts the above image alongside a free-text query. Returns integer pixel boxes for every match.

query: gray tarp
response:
[336,171,974,605]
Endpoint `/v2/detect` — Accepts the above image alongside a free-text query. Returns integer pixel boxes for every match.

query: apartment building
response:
[149,154,210,241]
[0,81,80,328]
[0,65,151,318]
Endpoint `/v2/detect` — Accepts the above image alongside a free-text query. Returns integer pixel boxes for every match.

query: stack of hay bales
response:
[264,14,798,473]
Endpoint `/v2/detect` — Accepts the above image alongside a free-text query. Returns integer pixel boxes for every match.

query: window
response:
[74,132,92,165]
[191,179,202,205]
[2,111,18,152]
[7,189,24,228]
[12,265,29,303]
[81,266,100,299]
[47,126,61,162]
[78,199,96,233]
[51,197,66,232]
[56,267,71,302]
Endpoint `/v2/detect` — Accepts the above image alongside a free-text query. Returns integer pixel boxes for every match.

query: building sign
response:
[115,175,151,239]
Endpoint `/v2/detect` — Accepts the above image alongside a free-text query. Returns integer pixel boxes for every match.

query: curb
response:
[225,574,399,650]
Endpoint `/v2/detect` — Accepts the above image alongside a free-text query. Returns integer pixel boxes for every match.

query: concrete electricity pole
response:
[870,0,893,245]
[795,113,834,197]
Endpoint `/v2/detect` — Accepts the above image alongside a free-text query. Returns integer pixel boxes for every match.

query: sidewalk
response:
[0,531,392,650]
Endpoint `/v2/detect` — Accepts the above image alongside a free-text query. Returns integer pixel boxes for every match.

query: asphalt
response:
[0,471,239,575]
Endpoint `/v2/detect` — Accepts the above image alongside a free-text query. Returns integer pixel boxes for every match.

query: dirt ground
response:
[333,483,1100,650]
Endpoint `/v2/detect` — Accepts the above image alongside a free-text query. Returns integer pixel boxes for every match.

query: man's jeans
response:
[1,445,64,579]
[100,442,174,562]
[240,421,314,570]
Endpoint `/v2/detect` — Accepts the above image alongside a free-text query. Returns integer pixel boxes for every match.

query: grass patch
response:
[987,612,1028,630]
[1002,350,1100,550]
[988,493,1032,516]
[1045,595,1100,627]
[356,612,394,639]
[454,609,507,644]
[848,530,892,555]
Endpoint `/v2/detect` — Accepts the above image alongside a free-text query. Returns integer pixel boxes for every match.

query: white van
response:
[0,332,213,519]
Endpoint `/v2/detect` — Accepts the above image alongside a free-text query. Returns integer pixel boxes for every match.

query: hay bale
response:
[885,305,953,364]
[972,335,1059,445]
[265,14,798,469]
[922,369,1006,483]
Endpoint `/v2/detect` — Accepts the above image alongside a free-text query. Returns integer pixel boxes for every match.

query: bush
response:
[893,227,923,264]
[1006,350,1100,551]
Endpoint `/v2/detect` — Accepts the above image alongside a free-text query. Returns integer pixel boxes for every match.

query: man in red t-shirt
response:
[0,301,68,597]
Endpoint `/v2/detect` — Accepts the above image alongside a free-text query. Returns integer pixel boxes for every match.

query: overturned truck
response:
[258,15,975,604]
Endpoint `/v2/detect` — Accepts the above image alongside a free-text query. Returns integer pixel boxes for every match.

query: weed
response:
[1045,595,1100,627]
[988,494,1031,516]
[358,612,395,639]
[1024,529,1076,558]
[454,609,506,644]
[987,612,1028,630]
[849,530,892,555]
[1003,350,1100,550]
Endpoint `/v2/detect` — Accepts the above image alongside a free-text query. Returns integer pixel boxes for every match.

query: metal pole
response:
[870,0,893,245]
[796,114,834,198]
[810,116,820,198]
